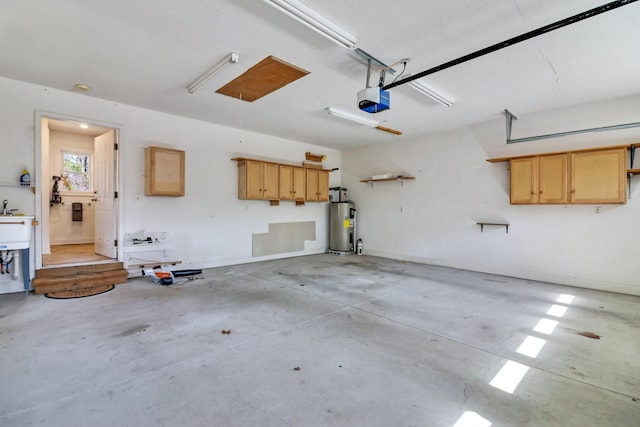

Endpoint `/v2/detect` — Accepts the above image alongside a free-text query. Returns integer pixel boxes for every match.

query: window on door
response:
[61,151,92,192]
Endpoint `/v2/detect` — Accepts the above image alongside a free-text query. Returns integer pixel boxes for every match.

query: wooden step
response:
[33,267,128,295]
[35,262,124,279]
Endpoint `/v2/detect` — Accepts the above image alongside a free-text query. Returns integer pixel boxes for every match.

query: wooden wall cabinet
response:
[510,157,539,204]
[496,146,627,205]
[237,159,279,200]
[279,165,306,202]
[145,146,185,197]
[540,154,570,203]
[570,148,626,204]
[305,169,329,202]
[233,157,330,204]
[510,154,568,204]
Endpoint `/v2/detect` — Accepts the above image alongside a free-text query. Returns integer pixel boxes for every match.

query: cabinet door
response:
[292,167,306,201]
[539,154,568,204]
[145,146,185,196]
[510,157,538,204]
[317,170,329,202]
[279,165,293,200]
[245,160,264,199]
[262,162,279,200]
[306,169,319,201]
[570,148,626,204]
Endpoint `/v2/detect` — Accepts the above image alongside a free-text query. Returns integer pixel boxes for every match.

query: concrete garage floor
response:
[1,255,639,427]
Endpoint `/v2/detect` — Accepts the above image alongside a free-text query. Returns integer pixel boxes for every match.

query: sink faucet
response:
[2,200,7,215]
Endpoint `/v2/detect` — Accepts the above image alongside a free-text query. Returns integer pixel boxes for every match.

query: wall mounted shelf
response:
[123,231,181,276]
[476,222,510,234]
[0,183,36,194]
[360,176,415,187]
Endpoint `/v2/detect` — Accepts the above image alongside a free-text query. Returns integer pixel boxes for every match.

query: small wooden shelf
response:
[628,169,640,174]
[360,176,415,186]
[477,222,510,234]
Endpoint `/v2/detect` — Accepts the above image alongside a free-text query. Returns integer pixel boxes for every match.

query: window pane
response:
[62,153,91,192]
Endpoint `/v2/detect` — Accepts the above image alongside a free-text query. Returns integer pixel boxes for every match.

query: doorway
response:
[36,115,120,268]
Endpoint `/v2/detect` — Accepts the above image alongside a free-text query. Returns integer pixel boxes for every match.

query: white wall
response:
[2,75,636,295]
[0,76,341,275]
[343,95,640,296]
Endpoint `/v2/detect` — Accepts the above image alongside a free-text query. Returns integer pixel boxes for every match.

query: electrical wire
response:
[389,61,408,84]
[164,276,205,286]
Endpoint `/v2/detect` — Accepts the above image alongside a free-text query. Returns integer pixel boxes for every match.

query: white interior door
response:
[94,130,116,258]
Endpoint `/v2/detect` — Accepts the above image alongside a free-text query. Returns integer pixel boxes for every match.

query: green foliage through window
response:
[62,153,91,192]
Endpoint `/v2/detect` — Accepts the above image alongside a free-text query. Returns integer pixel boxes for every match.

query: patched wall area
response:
[252,221,316,256]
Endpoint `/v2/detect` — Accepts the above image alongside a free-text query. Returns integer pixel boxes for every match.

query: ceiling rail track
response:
[383,0,638,91]
[504,109,640,144]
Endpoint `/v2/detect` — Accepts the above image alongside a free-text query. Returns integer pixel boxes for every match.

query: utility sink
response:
[0,216,34,250]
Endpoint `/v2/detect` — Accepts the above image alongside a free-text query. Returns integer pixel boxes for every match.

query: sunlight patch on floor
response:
[533,318,559,335]
[516,335,547,358]
[489,360,530,394]
[452,411,492,427]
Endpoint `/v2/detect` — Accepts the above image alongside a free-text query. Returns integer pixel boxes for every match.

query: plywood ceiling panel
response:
[216,55,309,102]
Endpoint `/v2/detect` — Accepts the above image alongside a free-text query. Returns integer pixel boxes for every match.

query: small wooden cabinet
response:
[305,169,329,202]
[237,159,279,200]
[493,146,627,205]
[279,165,306,202]
[145,146,185,197]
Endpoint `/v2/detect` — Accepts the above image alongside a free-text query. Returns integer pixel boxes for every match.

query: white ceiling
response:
[1,0,639,150]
